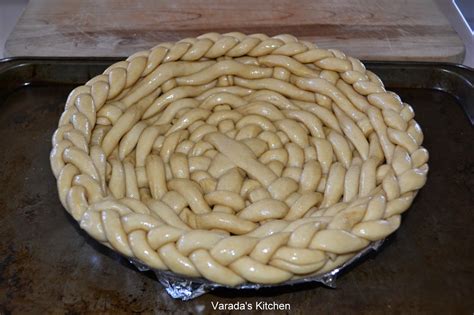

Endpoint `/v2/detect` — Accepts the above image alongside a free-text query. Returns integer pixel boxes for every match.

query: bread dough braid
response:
[51,32,429,286]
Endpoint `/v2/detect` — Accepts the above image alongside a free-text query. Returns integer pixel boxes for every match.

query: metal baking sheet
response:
[0,58,473,313]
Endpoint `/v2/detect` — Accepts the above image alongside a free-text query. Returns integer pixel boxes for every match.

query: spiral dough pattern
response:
[50,33,429,286]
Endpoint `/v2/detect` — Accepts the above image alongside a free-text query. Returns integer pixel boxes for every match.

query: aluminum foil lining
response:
[128,240,385,300]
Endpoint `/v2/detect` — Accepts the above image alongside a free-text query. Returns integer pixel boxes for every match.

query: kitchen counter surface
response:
[5,0,465,62]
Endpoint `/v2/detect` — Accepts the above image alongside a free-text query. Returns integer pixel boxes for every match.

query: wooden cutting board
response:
[5,0,464,62]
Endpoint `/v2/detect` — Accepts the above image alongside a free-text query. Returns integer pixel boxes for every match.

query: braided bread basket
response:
[50,33,429,286]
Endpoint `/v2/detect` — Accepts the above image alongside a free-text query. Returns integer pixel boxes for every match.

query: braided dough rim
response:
[50,32,429,286]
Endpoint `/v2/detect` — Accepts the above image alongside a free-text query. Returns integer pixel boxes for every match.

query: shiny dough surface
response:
[50,33,429,286]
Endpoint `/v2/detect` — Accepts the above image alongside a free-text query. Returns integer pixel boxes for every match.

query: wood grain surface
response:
[5,0,464,61]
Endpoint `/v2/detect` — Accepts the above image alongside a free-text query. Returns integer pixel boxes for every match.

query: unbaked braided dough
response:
[50,33,429,286]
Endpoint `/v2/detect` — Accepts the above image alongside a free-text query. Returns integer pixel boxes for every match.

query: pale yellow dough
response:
[50,32,429,286]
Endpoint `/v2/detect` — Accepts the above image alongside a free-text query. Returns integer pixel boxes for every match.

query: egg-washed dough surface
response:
[50,33,429,286]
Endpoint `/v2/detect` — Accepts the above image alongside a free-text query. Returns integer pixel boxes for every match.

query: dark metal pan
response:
[0,58,472,314]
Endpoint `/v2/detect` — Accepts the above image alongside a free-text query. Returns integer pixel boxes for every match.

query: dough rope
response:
[50,32,429,286]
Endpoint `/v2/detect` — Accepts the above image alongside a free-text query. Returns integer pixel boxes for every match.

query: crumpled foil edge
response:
[128,239,385,300]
